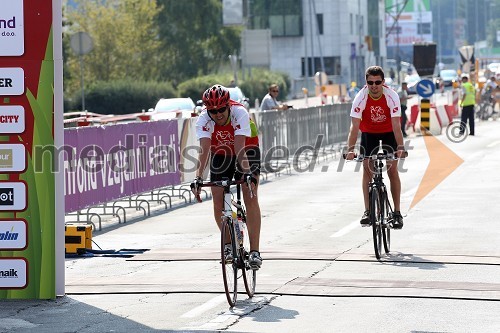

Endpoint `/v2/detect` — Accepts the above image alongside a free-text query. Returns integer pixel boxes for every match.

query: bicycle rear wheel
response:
[381,189,391,254]
[370,187,383,260]
[240,218,256,297]
[221,218,238,307]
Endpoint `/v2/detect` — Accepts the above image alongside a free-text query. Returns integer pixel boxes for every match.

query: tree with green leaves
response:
[64,0,162,97]
[156,0,243,85]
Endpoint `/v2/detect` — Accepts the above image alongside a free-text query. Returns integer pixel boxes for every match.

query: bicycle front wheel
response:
[221,219,238,307]
[370,187,383,260]
[381,190,391,254]
[241,220,256,297]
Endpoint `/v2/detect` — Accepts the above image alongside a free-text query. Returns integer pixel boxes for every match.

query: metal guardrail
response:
[254,103,351,158]
[65,103,352,229]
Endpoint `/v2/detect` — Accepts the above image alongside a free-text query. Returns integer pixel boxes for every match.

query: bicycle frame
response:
[194,177,256,306]
[367,152,395,221]
[221,181,244,248]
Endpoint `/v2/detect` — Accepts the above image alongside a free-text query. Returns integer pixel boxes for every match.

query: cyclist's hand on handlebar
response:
[190,176,203,202]
[343,151,356,160]
[243,173,257,198]
[396,150,408,159]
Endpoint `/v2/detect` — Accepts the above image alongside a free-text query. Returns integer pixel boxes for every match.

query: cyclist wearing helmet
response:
[191,84,262,269]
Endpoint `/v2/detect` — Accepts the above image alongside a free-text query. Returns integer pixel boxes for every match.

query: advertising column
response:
[0,0,64,298]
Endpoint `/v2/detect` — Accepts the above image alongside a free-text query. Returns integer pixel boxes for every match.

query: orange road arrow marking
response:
[410,133,464,209]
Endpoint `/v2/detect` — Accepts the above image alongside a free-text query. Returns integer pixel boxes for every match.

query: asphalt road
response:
[1,94,500,333]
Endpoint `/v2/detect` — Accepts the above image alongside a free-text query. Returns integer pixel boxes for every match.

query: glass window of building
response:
[251,0,303,37]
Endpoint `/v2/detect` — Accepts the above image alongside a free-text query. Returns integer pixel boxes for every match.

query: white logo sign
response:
[0,68,24,96]
[0,143,26,172]
[0,220,27,250]
[0,0,24,56]
[0,182,26,211]
[0,258,27,288]
[0,105,25,134]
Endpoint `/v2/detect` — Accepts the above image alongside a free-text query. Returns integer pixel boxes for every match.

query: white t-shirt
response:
[260,93,279,111]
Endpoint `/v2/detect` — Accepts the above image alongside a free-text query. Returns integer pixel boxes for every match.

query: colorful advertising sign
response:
[385,0,433,47]
[0,0,63,299]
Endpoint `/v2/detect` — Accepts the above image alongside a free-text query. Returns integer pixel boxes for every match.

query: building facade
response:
[247,0,387,97]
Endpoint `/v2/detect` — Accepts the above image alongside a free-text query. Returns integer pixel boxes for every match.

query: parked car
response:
[149,97,197,120]
[227,86,250,110]
[434,69,459,88]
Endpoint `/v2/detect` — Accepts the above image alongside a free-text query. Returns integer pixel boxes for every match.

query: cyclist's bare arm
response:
[234,135,257,193]
[391,117,405,158]
[191,138,211,198]
[196,138,211,178]
[346,118,361,160]
[234,135,251,174]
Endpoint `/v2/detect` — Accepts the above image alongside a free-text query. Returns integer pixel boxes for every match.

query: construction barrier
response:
[408,103,444,136]
[435,105,451,127]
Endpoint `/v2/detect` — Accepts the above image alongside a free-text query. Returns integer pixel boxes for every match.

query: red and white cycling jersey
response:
[196,101,259,155]
[350,85,401,133]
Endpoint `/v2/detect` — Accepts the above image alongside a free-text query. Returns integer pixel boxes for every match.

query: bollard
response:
[420,98,431,135]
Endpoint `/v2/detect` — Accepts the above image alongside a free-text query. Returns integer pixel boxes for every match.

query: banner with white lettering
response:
[64,121,181,212]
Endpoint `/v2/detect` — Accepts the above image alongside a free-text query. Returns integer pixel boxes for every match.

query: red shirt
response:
[359,94,393,133]
[196,101,259,156]
[210,122,259,155]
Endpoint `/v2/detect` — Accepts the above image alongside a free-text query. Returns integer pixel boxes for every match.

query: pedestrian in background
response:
[389,67,396,81]
[459,74,476,136]
[260,84,289,111]
[397,82,410,137]
[347,82,360,101]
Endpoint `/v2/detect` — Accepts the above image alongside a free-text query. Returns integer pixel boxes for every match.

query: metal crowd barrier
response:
[65,103,352,229]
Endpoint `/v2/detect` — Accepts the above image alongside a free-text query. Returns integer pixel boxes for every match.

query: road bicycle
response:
[345,145,406,260]
[192,178,256,307]
[476,91,498,121]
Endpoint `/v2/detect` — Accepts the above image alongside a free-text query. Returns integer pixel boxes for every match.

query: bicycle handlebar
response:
[342,151,408,162]
[192,178,254,202]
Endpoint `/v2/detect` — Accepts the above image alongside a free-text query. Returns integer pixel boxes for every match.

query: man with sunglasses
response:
[260,84,289,111]
[345,66,406,229]
[191,84,263,269]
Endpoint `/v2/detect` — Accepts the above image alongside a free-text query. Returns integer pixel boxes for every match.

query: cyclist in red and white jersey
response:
[191,84,262,269]
[345,66,406,229]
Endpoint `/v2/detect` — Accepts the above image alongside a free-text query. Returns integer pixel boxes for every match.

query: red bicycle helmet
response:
[202,85,230,109]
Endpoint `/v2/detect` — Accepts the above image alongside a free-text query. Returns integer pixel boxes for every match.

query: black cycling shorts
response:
[210,147,261,181]
[360,132,397,157]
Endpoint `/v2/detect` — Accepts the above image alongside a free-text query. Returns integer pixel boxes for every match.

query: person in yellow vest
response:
[459,74,476,136]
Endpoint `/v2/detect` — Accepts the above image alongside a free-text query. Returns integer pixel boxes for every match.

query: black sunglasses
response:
[207,106,228,115]
[367,80,383,86]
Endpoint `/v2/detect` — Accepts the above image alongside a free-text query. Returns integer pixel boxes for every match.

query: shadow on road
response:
[382,252,446,270]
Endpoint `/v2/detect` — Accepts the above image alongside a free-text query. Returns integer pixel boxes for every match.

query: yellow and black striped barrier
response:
[420,98,430,134]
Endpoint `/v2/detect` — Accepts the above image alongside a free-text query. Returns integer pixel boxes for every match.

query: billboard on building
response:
[385,0,433,47]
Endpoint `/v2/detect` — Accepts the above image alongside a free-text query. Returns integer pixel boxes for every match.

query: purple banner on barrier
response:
[64,121,180,212]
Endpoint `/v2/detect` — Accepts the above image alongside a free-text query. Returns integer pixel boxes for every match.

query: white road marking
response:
[486,140,500,148]
[180,294,227,318]
[331,221,359,237]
